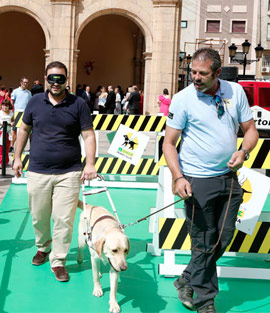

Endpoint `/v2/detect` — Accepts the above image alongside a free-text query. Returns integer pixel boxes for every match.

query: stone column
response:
[49,0,76,83]
[150,0,182,114]
[143,51,153,115]
[72,49,80,92]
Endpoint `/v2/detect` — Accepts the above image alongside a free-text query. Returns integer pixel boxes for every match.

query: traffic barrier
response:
[158,136,270,169]
[14,113,167,179]
[18,154,160,176]
[152,166,270,280]
[14,112,167,132]
[159,218,270,254]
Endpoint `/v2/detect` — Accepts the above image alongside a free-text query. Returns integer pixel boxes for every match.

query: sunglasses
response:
[47,74,67,85]
[214,95,225,119]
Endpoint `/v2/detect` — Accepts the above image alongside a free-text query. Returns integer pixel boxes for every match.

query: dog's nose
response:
[120,265,127,271]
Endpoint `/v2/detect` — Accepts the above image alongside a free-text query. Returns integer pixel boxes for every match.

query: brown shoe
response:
[32,250,50,266]
[51,266,69,282]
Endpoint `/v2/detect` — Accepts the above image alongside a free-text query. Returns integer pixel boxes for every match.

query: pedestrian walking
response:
[163,48,258,313]
[13,61,97,282]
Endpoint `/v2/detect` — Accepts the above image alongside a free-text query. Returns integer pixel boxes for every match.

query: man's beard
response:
[48,85,65,97]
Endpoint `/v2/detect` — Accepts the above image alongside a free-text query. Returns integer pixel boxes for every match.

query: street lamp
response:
[228,39,264,78]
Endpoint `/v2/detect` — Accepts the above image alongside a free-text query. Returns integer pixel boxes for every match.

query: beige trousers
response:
[27,171,81,267]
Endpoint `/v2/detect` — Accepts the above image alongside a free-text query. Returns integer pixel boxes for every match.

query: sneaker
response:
[32,250,50,266]
[174,275,194,310]
[51,266,69,282]
[9,146,14,153]
[197,304,216,313]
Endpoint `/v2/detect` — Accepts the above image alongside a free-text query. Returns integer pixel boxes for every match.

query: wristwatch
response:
[240,148,250,161]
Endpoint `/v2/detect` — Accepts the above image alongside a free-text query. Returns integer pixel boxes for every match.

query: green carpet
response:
[0,184,269,313]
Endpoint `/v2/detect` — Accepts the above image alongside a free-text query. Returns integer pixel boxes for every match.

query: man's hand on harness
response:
[81,164,97,182]
[172,176,192,200]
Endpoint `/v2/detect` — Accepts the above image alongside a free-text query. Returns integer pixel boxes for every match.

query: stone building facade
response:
[0,0,182,114]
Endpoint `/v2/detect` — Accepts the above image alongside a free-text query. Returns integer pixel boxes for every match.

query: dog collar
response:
[107,257,120,272]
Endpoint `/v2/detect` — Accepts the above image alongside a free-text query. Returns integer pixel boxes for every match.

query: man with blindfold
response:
[13,61,97,282]
[163,48,258,313]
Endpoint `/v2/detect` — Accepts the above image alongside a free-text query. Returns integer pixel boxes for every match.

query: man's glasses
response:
[214,95,225,119]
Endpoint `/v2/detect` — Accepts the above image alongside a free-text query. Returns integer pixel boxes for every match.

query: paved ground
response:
[1,185,270,313]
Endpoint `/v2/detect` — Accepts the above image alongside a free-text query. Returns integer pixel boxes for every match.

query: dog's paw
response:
[109,300,120,313]
[93,286,103,297]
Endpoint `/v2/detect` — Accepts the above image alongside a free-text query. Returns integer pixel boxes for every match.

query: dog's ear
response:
[94,238,105,257]
[126,237,130,254]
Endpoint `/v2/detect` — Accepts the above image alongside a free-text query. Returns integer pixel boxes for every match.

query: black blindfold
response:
[47,74,67,85]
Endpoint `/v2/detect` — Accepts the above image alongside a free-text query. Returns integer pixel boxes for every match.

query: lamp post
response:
[228,40,264,78]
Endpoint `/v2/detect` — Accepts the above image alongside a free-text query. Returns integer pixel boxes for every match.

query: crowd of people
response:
[74,84,144,115]
[0,75,171,168]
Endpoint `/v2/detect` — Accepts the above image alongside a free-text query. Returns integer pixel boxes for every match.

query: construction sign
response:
[108,124,150,165]
[236,167,270,235]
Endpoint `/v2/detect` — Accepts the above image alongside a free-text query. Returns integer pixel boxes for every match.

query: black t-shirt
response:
[23,91,93,174]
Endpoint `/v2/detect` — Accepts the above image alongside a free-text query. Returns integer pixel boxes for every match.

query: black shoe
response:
[174,275,194,310]
[197,304,216,313]
[32,250,50,266]
[9,146,14,153]
[51,266,69,282]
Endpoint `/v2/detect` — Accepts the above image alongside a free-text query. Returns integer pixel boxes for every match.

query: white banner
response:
[108,124,150,165]
[236,167,270,235]
[251,106,270,130]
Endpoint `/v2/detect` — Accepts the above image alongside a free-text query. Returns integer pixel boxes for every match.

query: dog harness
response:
[83,214,118,244]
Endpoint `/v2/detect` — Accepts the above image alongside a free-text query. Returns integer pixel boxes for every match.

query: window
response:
[268,0,270,11]
[181,21,188,28]
[262,54,270,66]
[206,20,220,32]
[242,87,254,107]
[232,21,246,33]
[259,88,270,108]
[267,24,270,41]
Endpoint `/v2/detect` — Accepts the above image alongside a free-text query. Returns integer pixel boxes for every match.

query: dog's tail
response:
[77,199,84,210]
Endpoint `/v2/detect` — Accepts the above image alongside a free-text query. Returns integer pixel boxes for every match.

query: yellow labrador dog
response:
[77,200,130,313]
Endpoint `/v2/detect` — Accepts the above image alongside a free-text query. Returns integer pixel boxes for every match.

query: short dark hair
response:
[192,48,221,73]
[20,77,28,83]
[45,61,68,76]
[163,88,169,95]
[2,99,13,110]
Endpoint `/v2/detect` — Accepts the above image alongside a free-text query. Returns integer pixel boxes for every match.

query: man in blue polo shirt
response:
[13,61,97,282]
[163,48,258,313]
[10,77,32,152]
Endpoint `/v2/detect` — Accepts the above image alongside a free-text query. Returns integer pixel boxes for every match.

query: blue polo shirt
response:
[11,87,32,111]
[166,79,253,178]
[23,91,93,174]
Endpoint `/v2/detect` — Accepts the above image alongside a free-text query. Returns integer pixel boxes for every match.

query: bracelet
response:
[174,176,184,184]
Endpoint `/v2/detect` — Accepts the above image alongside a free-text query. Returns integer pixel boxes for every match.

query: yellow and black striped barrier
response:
[14,111,24,128]
[14,113,167,132]
[158,136,270,169]
[19,154,160,176]
[159,218,270,254]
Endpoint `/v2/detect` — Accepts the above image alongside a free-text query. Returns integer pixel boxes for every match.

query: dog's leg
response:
[77,225,85,264]
[109,269,120,313]
[90,251,103,297]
